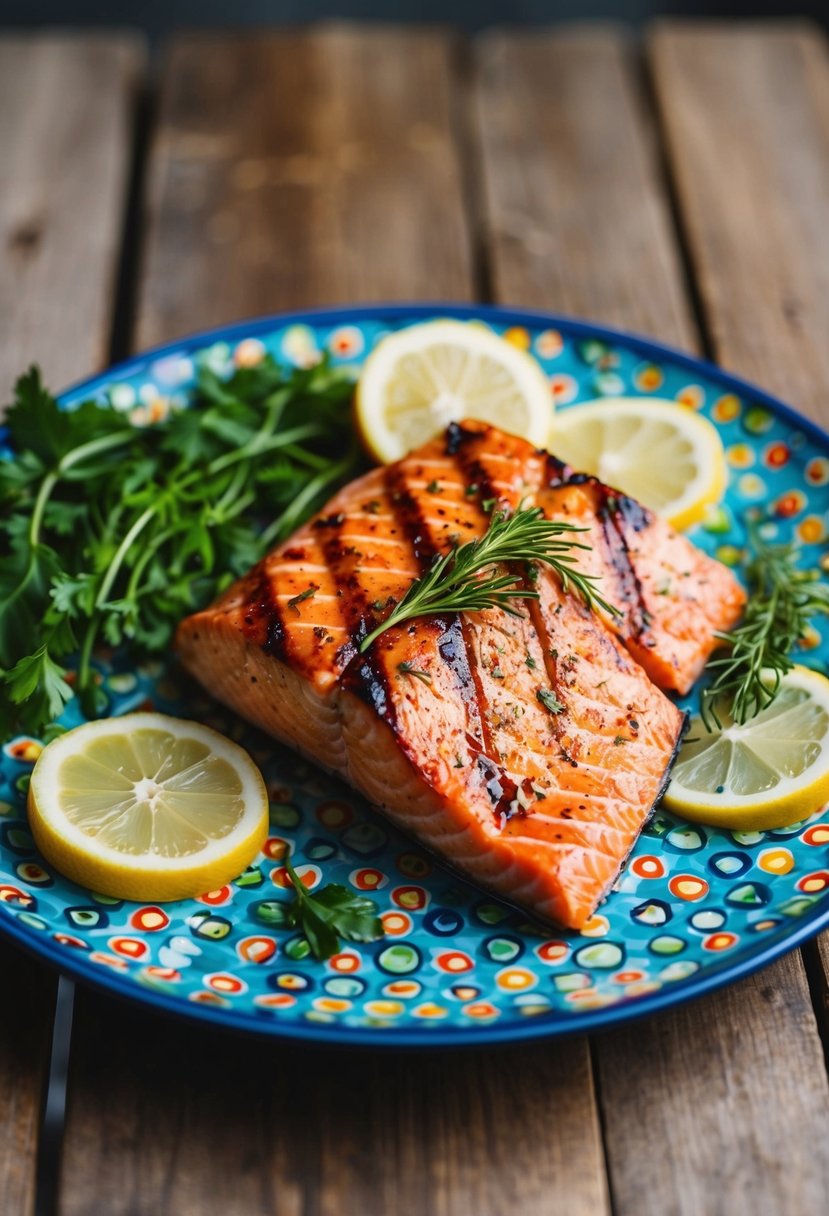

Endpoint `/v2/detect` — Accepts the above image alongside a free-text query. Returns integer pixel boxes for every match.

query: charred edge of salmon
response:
[318,513,398,730]
[385,456,524,818]
[432,616,533,819]
[450,430,570,764]
[383,464,438,565]
[561,461,655,640]
[240,565,289,661]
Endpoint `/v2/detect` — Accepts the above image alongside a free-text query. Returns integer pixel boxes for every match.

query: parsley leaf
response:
[537,688,566,714]
[282,853,384,960]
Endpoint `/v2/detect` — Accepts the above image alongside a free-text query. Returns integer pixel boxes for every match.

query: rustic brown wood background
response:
[1,20,829,1216]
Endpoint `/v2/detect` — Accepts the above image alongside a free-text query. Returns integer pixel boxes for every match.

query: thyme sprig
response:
[359,504,617,652]
[701,528,829,730]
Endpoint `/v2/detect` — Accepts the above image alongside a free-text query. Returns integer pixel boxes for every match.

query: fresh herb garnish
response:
[537,688,565,714]
[287,585,318,612]
[701,528,829,729]
[0,361,363,735]
[359,504,616,652]
[282,852,384,960]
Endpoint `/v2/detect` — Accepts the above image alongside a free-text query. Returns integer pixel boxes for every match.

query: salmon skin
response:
[176,421,743,929]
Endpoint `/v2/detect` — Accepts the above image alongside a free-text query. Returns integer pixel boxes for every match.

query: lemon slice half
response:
[663,667,829,830]
[355,319,552,462]
[549,397,726,530]
[28,713,269,901]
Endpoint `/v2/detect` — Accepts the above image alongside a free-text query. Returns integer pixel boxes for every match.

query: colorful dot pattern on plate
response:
[1,307,828,1044]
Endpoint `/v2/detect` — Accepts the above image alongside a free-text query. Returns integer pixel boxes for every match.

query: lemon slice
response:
[28,713,269,901]
[355,319,552,462]
[663,667,829,830]
[549,397,726,530]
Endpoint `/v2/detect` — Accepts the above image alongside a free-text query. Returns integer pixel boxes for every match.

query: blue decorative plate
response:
[2,304,828,1046]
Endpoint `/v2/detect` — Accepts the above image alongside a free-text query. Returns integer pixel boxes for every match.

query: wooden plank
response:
[59,28,609,1216]
[474,26,694,341]
[0,32,144,1216]
[64,986,607,1216]
[0,34,143,394]
[650,22,829,430]
[0,950,54,1216]
[136,25,474,350]
[475,25,829,1216]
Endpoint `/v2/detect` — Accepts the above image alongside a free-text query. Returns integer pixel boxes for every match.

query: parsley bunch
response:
[0,359,362,736]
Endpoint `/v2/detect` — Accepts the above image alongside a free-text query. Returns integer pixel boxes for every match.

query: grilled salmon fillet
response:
[176,421,744,929]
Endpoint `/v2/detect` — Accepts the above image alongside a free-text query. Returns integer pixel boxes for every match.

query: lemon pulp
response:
[355,320,552,462]
[549,397,726,530]
[664,667,829,830]
[28,713,269,901]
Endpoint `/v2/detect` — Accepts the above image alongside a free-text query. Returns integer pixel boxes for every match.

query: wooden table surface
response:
[2,19,829,1216]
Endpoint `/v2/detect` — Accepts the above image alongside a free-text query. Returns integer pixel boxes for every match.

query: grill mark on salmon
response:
[177,420,743,929]
[386,447,518,815]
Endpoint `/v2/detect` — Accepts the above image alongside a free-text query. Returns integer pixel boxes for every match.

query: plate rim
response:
[2,300,828,1048]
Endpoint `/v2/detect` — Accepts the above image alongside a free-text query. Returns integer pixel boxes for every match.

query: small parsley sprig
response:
[282,852,384,960]
[359,504,616,652]
[701,527,829,730]
[0,361,363,737]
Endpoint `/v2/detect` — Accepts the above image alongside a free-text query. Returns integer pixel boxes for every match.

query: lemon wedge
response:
[355,319,552,462]
[549,397,726,530]
[663,667,829,830]
[28,713,268,901]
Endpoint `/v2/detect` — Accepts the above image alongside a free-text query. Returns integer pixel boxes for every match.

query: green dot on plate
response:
[377,944,421,974]
[649,935,687,956]
[574,942,624,969]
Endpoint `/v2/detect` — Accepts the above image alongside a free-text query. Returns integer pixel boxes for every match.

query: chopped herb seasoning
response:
[287,585,318,612]
[537,688,565,714]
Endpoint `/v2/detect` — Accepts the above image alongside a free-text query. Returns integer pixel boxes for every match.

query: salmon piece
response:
[444,422,746,694]
[176,421,741,929]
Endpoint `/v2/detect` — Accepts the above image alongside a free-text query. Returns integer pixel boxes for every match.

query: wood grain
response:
[0,949,54,1216]
[474,26,695,342]
[136,25,474,350]
[0,34,143,395]
[0,32,144,1216]
[63,987,608,1216]
[475,25,829,1216]
[650,22,829,430]
[59,29,609,1216]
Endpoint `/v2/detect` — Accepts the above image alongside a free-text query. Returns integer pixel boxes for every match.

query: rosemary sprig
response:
[359,504,617,652]
[701,528,829,730]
